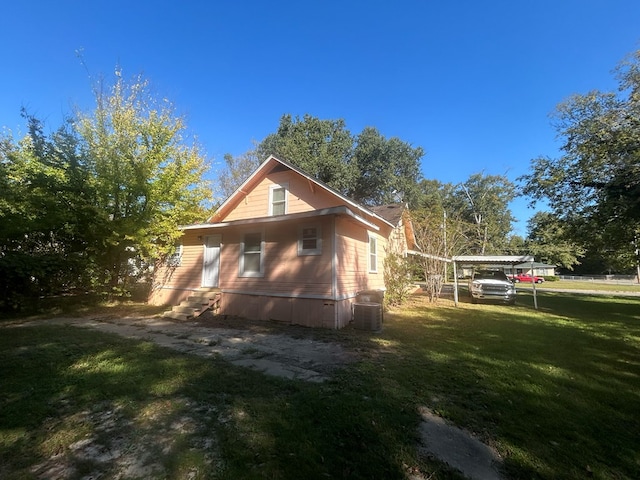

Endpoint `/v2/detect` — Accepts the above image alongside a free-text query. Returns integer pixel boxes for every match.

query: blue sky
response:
[2,1,639,235]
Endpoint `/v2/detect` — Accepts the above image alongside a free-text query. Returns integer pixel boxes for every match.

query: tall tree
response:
[525,211,585,269]
[257,114,356,193]
[350,127,423,207]
[0,113,96,309]
[454,173,516,254]
[216,146,261,201]
[411,202,472,298]
[520,49,640,272]
[254,114,424,205]
[75,70,211,293]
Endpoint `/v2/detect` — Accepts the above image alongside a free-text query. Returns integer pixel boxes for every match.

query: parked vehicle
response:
[508,273,545,284]
[469,270,516,305]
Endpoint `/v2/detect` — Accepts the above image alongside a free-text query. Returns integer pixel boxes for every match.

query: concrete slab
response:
[417,407,503,480]
[16,316,352,383]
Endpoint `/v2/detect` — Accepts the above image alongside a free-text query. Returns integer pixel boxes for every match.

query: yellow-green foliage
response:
[383,253,413,306]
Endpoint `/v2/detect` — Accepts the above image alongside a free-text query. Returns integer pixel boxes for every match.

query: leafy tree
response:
[520,50,640,272]
[415,174,516,258]
[503,234,526,256]
[257,114,356,193]
[525,211,585,269]
[217,146,261,201]
[454,173,516,254]
[0,113,96,310]
[411,204,471,295]
[416,179,449,211]
[75,70,211,294]
[350,127,423,207]
[383,253,413,306]
[254,114,424,205]
[410,207,447,301]
[1,67,217,308]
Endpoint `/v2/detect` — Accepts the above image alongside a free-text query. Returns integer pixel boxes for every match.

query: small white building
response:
[508,262,557,277]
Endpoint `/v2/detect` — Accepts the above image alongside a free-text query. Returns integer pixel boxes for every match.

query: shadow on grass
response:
[2,292,639,480]
[366,292,640,480]
[0,325,225,479]
[0,324,442,479]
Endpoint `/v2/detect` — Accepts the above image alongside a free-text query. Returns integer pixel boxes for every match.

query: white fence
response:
[558,274,639,285]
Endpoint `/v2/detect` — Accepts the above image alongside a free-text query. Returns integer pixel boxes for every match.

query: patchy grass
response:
[0,293,166,322]
[1,292,639,479]
[379,292,640,479]
[516,279,640,292]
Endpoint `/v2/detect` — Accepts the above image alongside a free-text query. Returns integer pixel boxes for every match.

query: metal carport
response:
[451,255,538,309]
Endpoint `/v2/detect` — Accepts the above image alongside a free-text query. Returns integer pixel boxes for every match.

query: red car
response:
[508,273,545,284]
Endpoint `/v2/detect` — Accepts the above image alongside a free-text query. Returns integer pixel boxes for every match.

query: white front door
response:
[202,235,221,287]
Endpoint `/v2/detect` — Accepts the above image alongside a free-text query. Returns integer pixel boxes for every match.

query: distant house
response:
[459,261,557,278]
[509,262,557,277]
[149,155,415,328]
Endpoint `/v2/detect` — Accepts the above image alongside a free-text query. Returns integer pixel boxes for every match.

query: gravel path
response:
[16,314,354,382]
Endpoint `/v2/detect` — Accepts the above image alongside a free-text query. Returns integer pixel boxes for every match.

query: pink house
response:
[149,155,414,328]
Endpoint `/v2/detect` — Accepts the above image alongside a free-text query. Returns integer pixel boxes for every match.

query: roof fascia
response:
[183,205,380,231]
[407,250,452,262]
[206,156,279,223]
[452,255,535,264]
[275,156,395,228]
[209,155,395,228]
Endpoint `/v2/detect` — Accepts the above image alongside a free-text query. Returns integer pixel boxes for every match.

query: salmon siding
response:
[219,219,333,297]
[150,156,409,328]
[223,170,342,221]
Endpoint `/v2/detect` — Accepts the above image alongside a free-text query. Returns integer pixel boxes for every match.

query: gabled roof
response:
[369,204,405,226]
[209,155,395,228]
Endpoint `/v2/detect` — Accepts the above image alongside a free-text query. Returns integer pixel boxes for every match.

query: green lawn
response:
[1,292,639,479]
[515,279,640,293]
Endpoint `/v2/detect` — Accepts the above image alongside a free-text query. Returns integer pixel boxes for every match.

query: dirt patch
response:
[31,398,221,480]
[18,313,355,382]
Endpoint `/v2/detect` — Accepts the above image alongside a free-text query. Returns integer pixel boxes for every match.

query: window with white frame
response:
[269,184,288,216]
[167,243,183,267]
[240,232,264,277]
[368,234,378,273]
[298,225,322,256]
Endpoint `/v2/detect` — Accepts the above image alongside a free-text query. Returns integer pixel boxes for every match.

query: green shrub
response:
[383,254,413,307]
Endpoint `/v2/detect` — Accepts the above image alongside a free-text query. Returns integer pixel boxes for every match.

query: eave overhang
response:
[452,255,534,265]
[181,206,380,231]
[208,155,395,230]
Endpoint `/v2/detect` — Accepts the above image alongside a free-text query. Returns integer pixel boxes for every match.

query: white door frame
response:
[202,234,221,288]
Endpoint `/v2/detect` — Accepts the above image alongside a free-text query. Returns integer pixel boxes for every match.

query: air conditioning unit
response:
[353,302,383,331]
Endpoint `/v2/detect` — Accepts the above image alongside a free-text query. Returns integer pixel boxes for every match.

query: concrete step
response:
[186,296,213,304]
[162,310,192,321]
[188,292,220,302]
[181,300,209,309]
[195,289,221,296]
[172,305,200,315]
[162,290,221,321]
